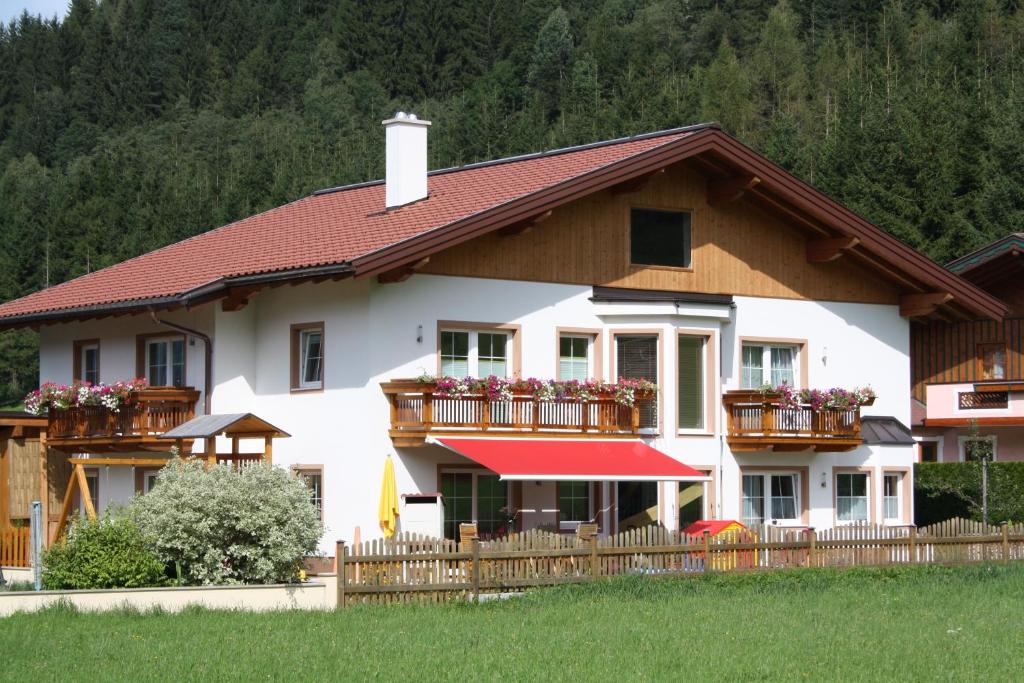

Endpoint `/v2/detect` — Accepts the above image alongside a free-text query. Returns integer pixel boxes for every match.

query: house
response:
[912,234,1024,462]
[0,116,1006,549]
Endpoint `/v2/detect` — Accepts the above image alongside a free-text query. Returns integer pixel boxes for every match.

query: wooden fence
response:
[1,526,30,567]
[336,519,1024,606]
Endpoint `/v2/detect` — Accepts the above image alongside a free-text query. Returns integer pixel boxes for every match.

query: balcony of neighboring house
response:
[723,390,869,453]
[922,381,1024,427]
[40,386,202,452]
[381,378,658,447]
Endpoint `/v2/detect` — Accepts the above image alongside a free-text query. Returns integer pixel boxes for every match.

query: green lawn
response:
[2,565,1023,681]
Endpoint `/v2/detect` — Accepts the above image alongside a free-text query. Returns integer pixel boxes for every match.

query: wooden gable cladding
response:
[911,318,1024,402]
[420,165,899,305]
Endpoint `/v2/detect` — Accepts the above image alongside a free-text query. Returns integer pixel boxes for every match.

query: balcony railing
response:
[723,391,864,452]
[46,387,201,443]
[381,380,656,445]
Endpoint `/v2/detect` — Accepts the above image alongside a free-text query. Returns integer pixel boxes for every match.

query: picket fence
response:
[336,518,1024,606]
[1,527,30,567]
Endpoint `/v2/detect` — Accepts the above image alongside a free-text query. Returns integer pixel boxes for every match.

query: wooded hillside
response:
[1,0,1023,402]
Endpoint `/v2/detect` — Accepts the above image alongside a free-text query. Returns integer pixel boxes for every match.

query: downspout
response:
[149,311,212,415]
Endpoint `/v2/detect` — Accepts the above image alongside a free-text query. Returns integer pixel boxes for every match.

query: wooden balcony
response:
[723,391,864,453]
[46,387,201,452]
[382,380,657,447]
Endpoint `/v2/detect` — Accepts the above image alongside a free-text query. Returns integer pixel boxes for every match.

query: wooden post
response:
[264,436,273,465]
[703,530,712,572]
[231,436,239,465]
[909,526,917,564]
[205,436,217,467]
[422,393,434,431]
[174,438,185,457]
[471,537,481,602]
[39,433,49,545]
[590,534,599,579]
[0,430,10,530]
[807,528,817,568]
[335,540,347,609]
[1002,522,1010,565]
[53,463,81,541]
[76,464,96,521]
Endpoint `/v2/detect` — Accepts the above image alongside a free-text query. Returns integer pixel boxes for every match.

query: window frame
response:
[739,468,808,527]
[976,342,1007,381]
[883,472,901,523]
[72,339,101,386]
[676,330,715,435]
[741,343,800,389]
[557,334,593,382]
[834,469,873,526]
[628,206,694,271]
[290,322,325,393]
[958,435,997,462]
[436,322,521,378]
[438,467,513,540]
[136,333,187,387]
[555,328,602,381]
[292,465,324,521]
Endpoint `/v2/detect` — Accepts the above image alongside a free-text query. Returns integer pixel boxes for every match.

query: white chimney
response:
[382,112,431,209]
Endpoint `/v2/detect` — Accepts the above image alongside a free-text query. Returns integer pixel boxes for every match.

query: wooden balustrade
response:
[381,380,655,446]
[723,390,864,453]
[46,387,200,447]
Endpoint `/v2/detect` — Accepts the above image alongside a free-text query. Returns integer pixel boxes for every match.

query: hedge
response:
[914,462,1024,525]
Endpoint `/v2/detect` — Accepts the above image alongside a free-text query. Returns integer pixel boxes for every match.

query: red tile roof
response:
[0,129,696,321]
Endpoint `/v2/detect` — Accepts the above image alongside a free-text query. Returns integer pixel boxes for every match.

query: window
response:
[295,467,324,519]
[918,441,938,463]
[73,340,100,385]
[145,336,185,387]
[440,471,509,540]
[960,436,996,462]
[741,343,797,388]
[836,472,869,523]
[616,335,658,430]
[559,335,590,381]
[291,323,324,391]
[977,343,1006,380]
[884,473,902,522]
[617,481,658,530]
[678,480,707,529]
[742,473,800,526]
[440,329,511,378]
[630,208,692,268]
[558,481,591,531]
[677,335,704,430]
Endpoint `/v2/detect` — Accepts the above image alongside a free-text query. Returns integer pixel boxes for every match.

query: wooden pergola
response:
[53,413,289,541]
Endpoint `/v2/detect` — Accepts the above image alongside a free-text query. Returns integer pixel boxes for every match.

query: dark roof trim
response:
[947,233,1024,274]
[860,416,915,445]
[591,286,733,306]
[313,124,718,197]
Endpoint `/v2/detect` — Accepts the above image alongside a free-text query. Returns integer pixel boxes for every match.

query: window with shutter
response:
[616,335,658,429]
[677,335,704,430]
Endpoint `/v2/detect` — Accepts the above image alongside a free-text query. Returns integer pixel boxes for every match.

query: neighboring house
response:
[0,118,1006,548]
[912,234,1024,463]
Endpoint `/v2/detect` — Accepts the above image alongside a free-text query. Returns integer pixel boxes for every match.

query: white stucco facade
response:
[37,273,915,547]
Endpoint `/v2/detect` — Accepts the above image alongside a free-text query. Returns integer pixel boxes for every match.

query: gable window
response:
[559,335,590,381]
[440,329,511,378]
[630,208,692,268]
[73,340,100,385]
[977,343,1006,380]
[836,472,869,523]
[677,335,705,430]
[742,343,797,388]
[883,473,902,522]
[145,336,185,387]
[558,481,591,531]
[741,473,800,526]
[616,335,658,430]
[294,466,324,519]
[960,435,996,462]
[291,323,324,391]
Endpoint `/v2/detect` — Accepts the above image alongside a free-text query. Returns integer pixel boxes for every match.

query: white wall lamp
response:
[416,325,423,344]
[820,472,827,488]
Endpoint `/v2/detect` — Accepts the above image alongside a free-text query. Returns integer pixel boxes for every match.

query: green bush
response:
[41,515,167,590]
[915,462,1024,524]
[128,460,323,585]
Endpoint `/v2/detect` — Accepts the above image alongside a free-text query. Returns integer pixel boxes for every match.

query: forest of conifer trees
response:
[0,0,1022,402]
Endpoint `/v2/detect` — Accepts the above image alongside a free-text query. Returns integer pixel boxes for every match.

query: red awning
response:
[429,437,708,482]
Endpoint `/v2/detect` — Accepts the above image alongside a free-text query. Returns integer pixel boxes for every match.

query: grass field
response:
[2,564,1022,681]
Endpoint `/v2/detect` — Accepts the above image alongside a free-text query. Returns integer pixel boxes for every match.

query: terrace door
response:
[616,335,658,430]
[617,481,658,531]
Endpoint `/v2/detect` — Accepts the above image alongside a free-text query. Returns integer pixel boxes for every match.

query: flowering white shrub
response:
[129,459,322,585]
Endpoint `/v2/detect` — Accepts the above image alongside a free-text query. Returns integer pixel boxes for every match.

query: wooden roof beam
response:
[707,174,760,206]
[807,236,861,263]
[899,292,953,318]
[377,257,431,284]
[610,168,666,195]
[221,286,263,312]
[497,210,552,238]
